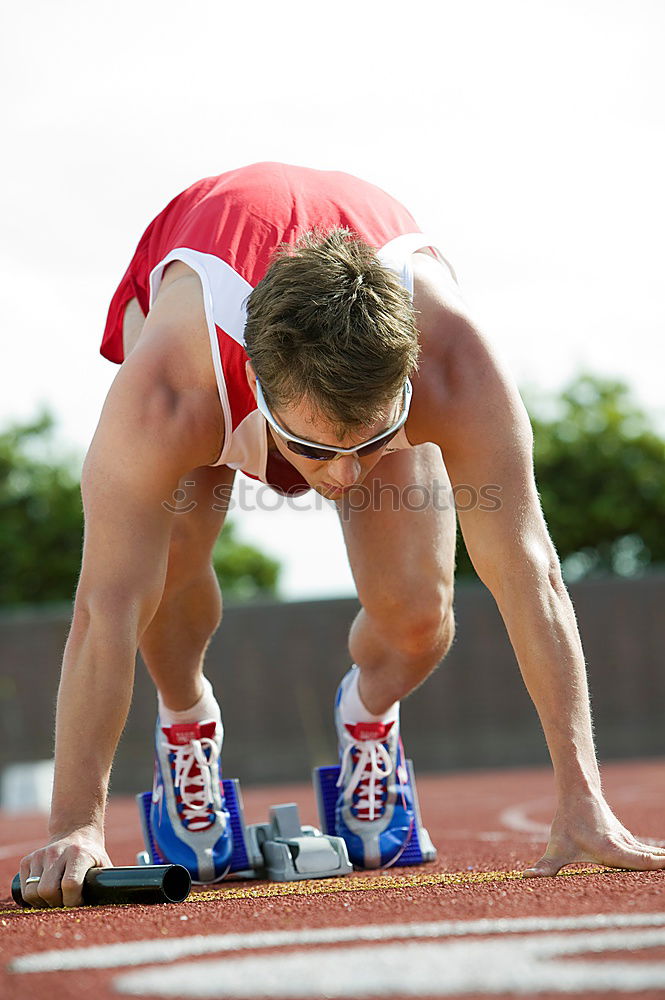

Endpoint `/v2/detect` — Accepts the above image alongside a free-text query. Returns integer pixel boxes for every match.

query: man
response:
[20,162,665,906]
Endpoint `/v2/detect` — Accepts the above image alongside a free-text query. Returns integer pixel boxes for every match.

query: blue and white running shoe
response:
[334,671,416,869]
[150,718,233,883]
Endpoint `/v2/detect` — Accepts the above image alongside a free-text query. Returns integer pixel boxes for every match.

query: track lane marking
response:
[10,912,665,974]
[112,927,665,997]
[498,796,665,848]
[0,838,45,860]
[500,797,552,836]
[0,866,606,919]
[192,865,604,901]
[444,829,545,843]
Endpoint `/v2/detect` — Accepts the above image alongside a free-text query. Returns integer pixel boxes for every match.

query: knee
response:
[367,583,455,663]
[397,598,455,662]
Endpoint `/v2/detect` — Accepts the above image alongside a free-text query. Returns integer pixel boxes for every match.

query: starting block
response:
[136,780,352,882]
[313,759,437,867]
[245,802,352,881]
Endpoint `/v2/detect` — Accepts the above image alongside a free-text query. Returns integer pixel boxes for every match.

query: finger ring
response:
[25,876,41,885]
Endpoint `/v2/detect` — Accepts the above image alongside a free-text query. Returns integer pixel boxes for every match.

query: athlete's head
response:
[244,229,420,497]
[244,228,419,436]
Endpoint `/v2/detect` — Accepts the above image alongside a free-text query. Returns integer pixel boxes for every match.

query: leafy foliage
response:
[2,375,663,605]
[0,413,280,606]
[212,522,280,602]
[456,375,665,581]
[0,413,83,605]
[530,375,665,581]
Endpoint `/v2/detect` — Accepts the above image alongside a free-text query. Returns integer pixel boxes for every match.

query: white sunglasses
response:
[255,378,412,462]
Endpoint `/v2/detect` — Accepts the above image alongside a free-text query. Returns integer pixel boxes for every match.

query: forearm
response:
[493,572,602,801]
[49,609,138,838]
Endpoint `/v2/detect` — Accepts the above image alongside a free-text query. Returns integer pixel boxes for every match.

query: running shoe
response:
[150,718,233,883]
[333,670,416,869]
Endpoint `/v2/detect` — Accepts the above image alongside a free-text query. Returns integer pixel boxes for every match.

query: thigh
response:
[339,444,456,610]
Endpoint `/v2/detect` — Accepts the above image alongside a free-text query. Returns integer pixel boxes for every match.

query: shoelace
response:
[165,736,220,828]
[337,735,393,821]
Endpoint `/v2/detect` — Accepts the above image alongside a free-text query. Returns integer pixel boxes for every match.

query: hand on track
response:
[523,793,665,878]
[19,827,112,908]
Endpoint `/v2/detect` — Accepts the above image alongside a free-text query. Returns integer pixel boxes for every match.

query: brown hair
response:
[244,228,419,433]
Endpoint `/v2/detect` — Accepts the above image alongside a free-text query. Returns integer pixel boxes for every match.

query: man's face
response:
[246,362,399,500]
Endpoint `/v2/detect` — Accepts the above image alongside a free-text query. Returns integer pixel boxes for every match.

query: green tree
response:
[0,413,281,606]
[530,375,665,581]
[456,375,665,581]
[212,522,280,601]
[0,413,83,604]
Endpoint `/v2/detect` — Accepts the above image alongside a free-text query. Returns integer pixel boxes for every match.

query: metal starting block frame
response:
[246,802,352,881]
[313,759,437,867]
[136,780,352,882]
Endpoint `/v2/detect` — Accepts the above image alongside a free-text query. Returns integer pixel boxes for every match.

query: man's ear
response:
[245,360,257,399]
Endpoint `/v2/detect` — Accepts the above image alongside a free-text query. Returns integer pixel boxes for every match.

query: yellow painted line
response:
[192,865,606,902]
[0,866,606,915]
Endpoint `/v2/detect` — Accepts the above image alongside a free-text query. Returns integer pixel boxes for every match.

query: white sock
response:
[339,665,399,725]
[158,675,223,734]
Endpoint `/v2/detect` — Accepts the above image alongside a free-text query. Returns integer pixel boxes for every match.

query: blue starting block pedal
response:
[136,780,352,883]
[313,759,437,868]
[136,779,255,878]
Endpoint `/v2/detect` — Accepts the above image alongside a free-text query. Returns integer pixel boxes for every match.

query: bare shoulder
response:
[84,262,225,498]
[144,261,219,392]
[408,252,528,452]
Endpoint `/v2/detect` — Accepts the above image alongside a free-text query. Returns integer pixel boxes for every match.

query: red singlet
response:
[101,162,454,495]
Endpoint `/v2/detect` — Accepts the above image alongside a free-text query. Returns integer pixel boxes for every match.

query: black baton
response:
[12,864,191,907]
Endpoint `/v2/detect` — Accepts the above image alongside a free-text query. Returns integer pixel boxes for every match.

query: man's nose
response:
[329,454,361,487]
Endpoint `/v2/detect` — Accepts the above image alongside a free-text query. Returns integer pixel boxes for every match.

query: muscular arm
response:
[427,324,601,798]
[411,253,665,875]
[21,278,223,906]
[52,363,212,830]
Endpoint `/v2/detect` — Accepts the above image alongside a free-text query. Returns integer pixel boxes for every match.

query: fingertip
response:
[62,898,82,909]
[23,893,45,909]
[61,876,84,908]
[61,885,84,909]
[523,865,559,878]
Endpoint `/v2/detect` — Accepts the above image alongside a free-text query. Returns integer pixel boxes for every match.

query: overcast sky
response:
[2,0,664,598]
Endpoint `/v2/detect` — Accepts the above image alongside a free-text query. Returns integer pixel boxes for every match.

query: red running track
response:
[1,759,664,1000]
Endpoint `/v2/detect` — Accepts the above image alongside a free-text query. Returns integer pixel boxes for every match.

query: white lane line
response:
[0,838,44,861]
[10,912,665,973]
[499,798,665,847]
[500,798,552,837]
[0,834,152,863]
[444,829,544,843]
[112,927,665,997]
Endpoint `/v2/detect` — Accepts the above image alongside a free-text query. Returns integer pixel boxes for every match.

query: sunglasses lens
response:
[287,425,402,461]
[356,427,400,458]
[287,441,334,461]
